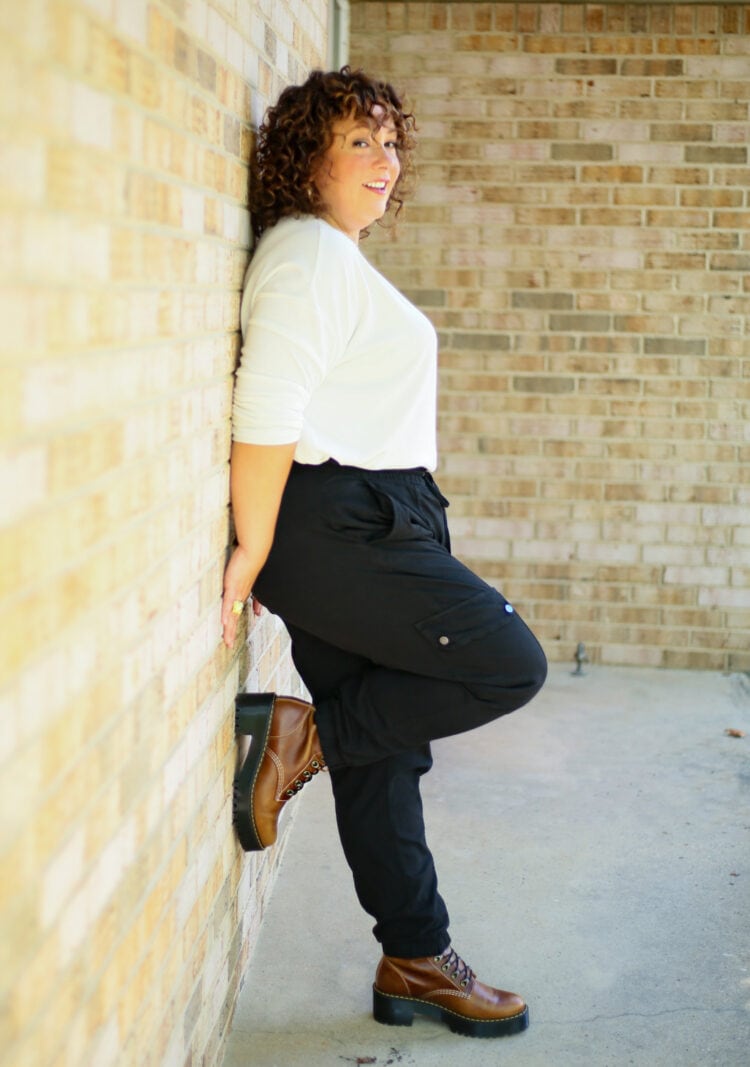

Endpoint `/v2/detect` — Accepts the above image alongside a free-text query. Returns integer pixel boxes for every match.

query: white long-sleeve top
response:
[232,215,438,471]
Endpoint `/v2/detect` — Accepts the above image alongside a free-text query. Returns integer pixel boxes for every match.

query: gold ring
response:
[231,600,245,616]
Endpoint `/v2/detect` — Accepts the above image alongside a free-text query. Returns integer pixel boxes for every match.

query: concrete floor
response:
[223,664,750,1067]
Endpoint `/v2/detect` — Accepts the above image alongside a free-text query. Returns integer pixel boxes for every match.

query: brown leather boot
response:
[373,946,529,1038]
[233,693,326,851]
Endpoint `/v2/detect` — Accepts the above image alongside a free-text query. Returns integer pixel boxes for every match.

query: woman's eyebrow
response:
[349,122,398,135]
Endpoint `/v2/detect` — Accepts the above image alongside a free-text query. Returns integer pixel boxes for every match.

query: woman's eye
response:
[350,136,399,150]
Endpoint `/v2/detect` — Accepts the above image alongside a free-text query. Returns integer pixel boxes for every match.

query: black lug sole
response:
[372,987,529,1038]
[232,693,276,851]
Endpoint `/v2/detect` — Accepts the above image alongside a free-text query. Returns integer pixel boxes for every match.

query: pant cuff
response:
[381,933,450,960]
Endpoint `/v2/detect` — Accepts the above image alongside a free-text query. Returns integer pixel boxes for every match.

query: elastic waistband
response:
[295,459,435,486]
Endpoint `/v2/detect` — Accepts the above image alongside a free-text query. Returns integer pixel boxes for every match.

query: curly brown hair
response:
[250,66,416,240]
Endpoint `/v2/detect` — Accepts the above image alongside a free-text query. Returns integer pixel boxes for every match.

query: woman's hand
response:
[221,544,263,648]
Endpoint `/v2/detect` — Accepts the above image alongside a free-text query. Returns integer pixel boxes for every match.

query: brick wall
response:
[350,1,750,671]
[0,2,326,1066]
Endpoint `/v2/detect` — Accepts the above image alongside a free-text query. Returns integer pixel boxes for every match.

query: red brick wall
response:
[351,1,750,670]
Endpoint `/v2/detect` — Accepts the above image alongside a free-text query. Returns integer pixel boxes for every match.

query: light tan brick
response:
[3,0,328,1062]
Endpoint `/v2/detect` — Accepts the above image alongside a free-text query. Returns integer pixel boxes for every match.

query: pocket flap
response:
[415,588,515,651]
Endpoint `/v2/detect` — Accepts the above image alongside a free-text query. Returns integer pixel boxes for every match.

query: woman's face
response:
[312,107,401,243]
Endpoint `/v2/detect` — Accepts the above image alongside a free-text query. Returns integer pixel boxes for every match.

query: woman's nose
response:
[375,143,397,167]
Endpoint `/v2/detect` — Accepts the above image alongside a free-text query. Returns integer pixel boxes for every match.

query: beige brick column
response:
[0,2,327,1065]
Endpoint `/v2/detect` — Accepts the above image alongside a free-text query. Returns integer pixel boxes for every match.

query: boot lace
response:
[284,756,327,800]
[433,946,475,989]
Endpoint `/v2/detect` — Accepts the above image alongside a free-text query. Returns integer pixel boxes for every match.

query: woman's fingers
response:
[221,590,241,647]
[222,593,263,645]
[221,545,260,646]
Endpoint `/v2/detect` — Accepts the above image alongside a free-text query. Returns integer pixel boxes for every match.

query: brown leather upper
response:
[252,696,325,848]
[374,947,526,1022]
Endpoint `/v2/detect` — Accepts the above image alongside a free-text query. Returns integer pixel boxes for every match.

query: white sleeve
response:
[231,230,354,445]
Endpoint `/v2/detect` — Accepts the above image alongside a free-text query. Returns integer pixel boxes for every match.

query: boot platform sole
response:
[373,986,529,1038]
[232,693,276,851]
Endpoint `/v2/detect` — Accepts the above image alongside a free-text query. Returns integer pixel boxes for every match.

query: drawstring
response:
[421,469,450,508]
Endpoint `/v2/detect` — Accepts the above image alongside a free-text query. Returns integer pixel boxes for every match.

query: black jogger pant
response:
[253,460,547,959]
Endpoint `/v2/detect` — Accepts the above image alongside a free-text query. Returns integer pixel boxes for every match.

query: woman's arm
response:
[221,441,297,647]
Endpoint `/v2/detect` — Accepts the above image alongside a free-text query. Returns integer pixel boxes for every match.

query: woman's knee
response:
[470,627,547,716]
[526,638,548,695]
[515,629,548,704]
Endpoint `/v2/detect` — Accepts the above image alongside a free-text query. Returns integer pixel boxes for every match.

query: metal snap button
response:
[438,635,450,646]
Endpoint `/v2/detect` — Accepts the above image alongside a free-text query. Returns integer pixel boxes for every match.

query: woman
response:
[221,67,547,1040]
